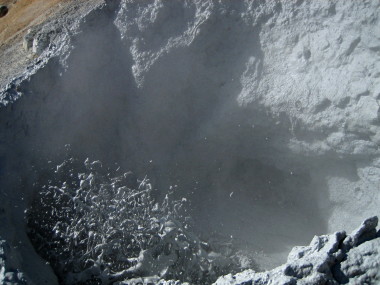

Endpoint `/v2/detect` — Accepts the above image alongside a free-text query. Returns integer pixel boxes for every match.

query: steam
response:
[0,1,327,275]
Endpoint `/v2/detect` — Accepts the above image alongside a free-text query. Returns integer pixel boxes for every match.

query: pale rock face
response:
[114,0,380,237]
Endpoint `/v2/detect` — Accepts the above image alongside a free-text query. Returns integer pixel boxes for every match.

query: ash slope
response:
[0,0,379,284]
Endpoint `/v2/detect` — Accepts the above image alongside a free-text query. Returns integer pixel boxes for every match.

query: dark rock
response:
[0,5,8,17]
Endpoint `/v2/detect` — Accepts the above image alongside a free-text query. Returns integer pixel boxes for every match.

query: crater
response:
[0,6,328,273]
[0,1,378,283]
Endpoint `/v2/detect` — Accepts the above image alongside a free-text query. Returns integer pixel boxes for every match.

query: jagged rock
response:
[116,278,188,285]
[335,239,380,284]
[214,217,380,285]
[0,239,27,285]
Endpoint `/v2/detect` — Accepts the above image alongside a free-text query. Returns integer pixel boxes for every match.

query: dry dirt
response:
[0,0,103,92]
[0,0,72,48]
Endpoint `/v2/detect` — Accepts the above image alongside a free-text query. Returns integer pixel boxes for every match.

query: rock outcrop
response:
[215,216,380,285]
[0,239,27,285]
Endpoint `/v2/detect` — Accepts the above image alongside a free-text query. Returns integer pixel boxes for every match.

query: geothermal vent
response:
[0,1,379,284]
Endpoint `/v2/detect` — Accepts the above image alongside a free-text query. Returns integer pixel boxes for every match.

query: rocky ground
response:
[215,217,380,285]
